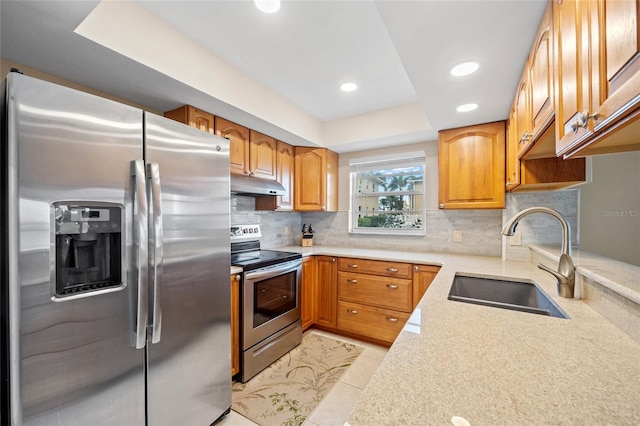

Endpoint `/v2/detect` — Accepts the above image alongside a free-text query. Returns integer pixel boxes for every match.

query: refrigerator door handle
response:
[148,162,164,344]
[132,159,149,349]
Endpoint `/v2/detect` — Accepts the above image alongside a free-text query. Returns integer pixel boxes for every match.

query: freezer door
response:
[144,113,231,425]
[5,74,146,425]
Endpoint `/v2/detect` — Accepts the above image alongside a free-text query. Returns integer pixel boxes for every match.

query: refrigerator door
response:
[144,113,231,425]
[5,73,146,425]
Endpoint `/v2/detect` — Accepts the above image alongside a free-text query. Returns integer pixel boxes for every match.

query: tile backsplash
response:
[231,189,579,259]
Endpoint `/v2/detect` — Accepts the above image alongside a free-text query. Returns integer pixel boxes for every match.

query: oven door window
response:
[253,270,297,328]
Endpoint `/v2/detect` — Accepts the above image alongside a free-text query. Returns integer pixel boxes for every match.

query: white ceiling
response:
[0,0,547,153]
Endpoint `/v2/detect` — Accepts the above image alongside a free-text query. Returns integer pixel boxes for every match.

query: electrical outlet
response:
[509,229,522,246]
[453,230,463,243]
[284,225,290,235]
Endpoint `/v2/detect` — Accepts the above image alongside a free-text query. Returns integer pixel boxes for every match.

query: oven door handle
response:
[244,260,301,281]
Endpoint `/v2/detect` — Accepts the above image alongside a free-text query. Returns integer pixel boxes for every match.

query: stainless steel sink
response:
[448,275,569,318]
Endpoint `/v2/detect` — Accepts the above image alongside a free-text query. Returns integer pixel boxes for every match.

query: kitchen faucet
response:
[502,207,576,298]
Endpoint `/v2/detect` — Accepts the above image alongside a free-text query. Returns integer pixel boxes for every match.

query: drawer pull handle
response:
[386,284,399,289]
[386,317,399,322]
[347,309,358,315]
[348,279,358,283]
[348,264,358,268]
[387,267,399,273]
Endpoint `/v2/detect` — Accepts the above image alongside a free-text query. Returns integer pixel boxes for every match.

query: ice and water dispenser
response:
[53,203,124,297]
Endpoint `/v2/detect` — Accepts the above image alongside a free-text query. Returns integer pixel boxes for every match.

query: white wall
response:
[579,152,640,266]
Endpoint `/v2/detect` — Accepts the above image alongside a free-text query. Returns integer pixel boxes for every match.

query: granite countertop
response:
[275,245,640,425]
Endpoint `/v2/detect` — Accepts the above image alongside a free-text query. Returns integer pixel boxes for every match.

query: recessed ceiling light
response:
[450,62,480,77]
[340,82,358,92]
[254,0,280,14]
[456,103,478,112]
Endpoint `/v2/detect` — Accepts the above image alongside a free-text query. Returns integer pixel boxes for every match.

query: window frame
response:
[349,152,426,236]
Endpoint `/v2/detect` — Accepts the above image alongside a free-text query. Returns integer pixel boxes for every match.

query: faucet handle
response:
[537,254,576,298]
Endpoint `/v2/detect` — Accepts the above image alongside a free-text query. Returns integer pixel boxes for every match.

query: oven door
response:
[242,259,302,349]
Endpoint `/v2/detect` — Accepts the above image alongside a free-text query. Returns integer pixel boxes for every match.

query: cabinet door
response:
[301,256,316,331]
[438,121,506,209]
[314,256,337,328]
[216,117,250,176]
[230,274,240,377]
[515,75,532,157]
[249,130,277,180]
[163,105,214,134]
[529,2,554,139]
[255,141,295,211]
[189,107,215,134]
[276,141,295,209]
[412,265,440,309]
[294,147,326,211]
[554,0,595,155]
[590,0,640,134]
[506,109,521,190]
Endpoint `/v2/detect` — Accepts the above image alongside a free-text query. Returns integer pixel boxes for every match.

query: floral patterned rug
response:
[232,332,363,426]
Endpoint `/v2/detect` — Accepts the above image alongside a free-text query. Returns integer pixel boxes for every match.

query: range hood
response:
[230,174,286,196]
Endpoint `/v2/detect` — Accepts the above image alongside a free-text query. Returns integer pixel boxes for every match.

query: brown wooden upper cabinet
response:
[215,118,277,180]
[438,121,506,209]
[215,117,250,176]
[248,130,277,180]
[294,147,338,212]
[505,1,587,192]
[554,0,640,158]
[164,105,215,134]
[256,140,295,211]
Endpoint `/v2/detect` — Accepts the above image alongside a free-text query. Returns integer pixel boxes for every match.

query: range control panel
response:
[230,224,262,241]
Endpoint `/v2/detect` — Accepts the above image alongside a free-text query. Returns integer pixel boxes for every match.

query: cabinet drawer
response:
[337,258,411,279]
[338,272,412,313]
[337,301,409,344]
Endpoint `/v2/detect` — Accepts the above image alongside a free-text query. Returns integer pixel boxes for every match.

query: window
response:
[349,153,426,235]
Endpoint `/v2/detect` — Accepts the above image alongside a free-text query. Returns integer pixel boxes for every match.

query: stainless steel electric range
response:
[230,225,302,382]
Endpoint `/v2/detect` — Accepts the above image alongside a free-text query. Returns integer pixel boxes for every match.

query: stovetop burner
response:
[230,226,301,271]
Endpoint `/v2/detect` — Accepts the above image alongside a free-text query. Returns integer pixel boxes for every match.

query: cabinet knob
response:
[570,120,580,134]
[414,266,419,272]
[386,284,399,289]
[579,111,599,128]
[439,203,444,209]
[519,132,532,144]
[332,257,336,263]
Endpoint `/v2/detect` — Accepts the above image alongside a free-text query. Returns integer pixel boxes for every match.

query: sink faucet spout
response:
[502,207,572,256]
[502,207,576,298]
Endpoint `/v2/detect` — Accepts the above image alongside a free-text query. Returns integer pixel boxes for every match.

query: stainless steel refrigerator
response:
[0,72,232,425]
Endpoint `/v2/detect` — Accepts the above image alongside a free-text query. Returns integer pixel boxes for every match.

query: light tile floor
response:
[215,330,388,426]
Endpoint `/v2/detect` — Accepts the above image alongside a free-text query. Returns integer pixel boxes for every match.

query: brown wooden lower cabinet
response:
[412,265,441,309]
[314,256,337,328]
[337,300,410,345]
[301,256,316,331]
[230,274,240,377]
[304,256,441,346]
